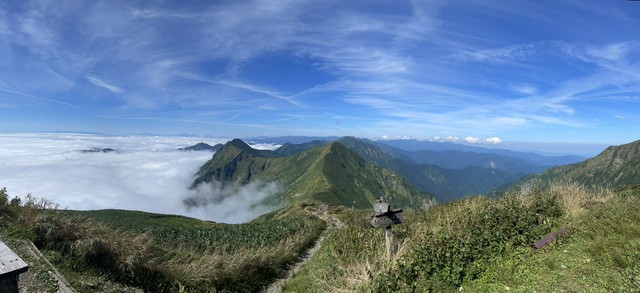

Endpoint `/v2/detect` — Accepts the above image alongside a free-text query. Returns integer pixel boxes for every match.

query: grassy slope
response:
[515,139,640,191]
[284,184,640,292]
[191,141,434,209]
[4,177,639,292]
[465,186,640,292]
[336,136,521,202]
[1,193,326,292]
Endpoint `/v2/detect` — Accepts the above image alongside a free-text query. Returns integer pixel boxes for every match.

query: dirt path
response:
[263,204,343,293]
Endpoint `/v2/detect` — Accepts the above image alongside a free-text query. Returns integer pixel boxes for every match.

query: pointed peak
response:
[219,138,281,158]
[228,138,252,149]
[322,141,358,158]
[326,141,347,151]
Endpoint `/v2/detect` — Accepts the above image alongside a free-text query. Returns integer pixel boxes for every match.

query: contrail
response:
[0,88,82,109]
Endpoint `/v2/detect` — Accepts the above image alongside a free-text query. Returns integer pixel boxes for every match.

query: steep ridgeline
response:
[512,139,640,191]
[335,137,519,202]
[189,139,433,209]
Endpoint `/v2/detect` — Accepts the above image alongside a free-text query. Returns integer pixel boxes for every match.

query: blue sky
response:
[1,0,639,148]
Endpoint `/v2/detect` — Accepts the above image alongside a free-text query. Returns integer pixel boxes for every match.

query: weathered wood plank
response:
[531,226,570,250]
[0,241,28,277]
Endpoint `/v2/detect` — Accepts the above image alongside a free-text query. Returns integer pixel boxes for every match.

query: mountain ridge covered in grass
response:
[189,139,434,209]
[512,139,640,191]
[247,136,584,202]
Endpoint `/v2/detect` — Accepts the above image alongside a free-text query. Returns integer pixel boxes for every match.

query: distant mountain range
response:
[261,137,583,202]
[187,139,433,209]
[377,139,584,166]
[182,136,591,206]
[512,139,640,191]
[252,136,584,166]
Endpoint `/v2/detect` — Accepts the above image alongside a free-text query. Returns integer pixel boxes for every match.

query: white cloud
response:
[185,181,282,223]
[433,136,502,145]
[0,133,280,223]
[464,136,480,144]
[484,137,502,144]
[431,136,460,143]
[586,43,632,61]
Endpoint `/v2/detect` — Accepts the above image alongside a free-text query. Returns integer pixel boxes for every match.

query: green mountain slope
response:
[335,137,520,201]
[189,139,433,209]
[513,139,640,190]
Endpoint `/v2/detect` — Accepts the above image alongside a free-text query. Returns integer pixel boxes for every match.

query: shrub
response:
[373,190,563,291]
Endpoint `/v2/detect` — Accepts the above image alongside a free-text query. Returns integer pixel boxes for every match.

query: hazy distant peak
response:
[178,142,223,152]
[81,147,116,153]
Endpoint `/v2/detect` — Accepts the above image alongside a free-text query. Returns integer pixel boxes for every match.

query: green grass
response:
[284,184,640,292]
[464,191,640,292]
[5,183,640,292]
[283,208,387,292]
[1,189,327,292]
[54,209,325,292]
[64,209,320,254]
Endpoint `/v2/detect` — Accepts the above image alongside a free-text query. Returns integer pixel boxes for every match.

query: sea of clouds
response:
[0,133,281,223]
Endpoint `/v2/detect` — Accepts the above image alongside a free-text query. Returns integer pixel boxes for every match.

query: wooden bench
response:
[0,241,29,293]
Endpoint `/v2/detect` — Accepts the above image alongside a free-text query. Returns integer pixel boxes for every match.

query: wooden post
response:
[384,227,392,260]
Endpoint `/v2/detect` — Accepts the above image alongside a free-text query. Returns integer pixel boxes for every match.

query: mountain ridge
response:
[188,139,434,209]
[511,139,640,191]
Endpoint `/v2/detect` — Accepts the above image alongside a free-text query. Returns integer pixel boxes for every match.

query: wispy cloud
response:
[508,83,538,95]
[451,43,540,63]
[85,76,123,93]
[215,80,302,107]
[1,0,638,143]
[0,87,81,109]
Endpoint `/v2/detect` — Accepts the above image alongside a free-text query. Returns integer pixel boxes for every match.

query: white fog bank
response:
[0,133,281,223]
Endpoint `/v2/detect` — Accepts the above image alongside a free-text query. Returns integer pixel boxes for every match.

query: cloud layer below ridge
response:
[0,133,279,223]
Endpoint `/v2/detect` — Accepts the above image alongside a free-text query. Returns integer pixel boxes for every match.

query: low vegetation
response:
[1,188,325,292]
[284,183,640,292]
[3,183,639,292]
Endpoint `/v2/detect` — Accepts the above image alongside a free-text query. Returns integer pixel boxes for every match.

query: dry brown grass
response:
[162,236,306,291]
[548,182,615,217]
